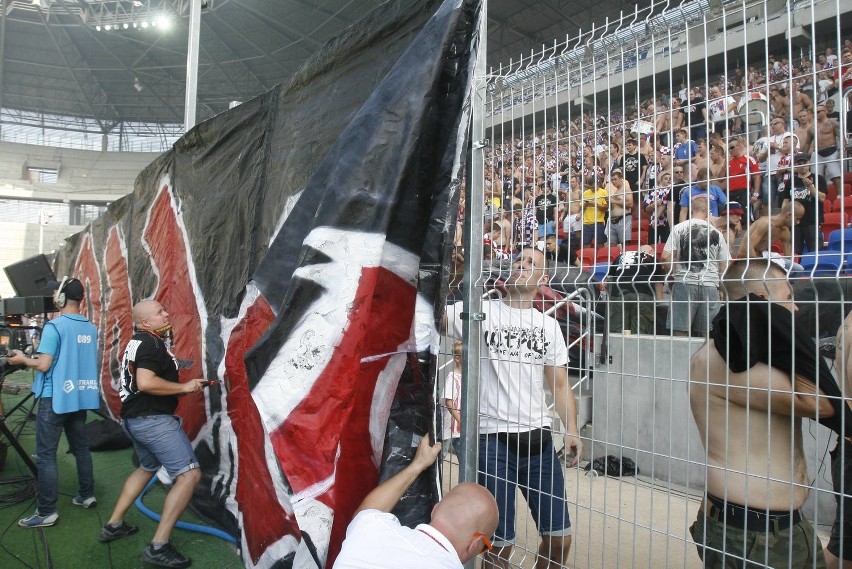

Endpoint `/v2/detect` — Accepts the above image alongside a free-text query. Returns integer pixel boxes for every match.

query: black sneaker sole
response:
[98,524,139,542]
[141,551,192,569]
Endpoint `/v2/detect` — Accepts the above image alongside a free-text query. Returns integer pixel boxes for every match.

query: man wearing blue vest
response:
[8,277,100,528]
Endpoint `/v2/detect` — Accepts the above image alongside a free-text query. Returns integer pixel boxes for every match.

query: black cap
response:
[794,152,810,163]
[47,278,85,301]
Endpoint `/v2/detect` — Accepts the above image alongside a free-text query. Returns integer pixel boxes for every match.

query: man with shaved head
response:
[100,300,207,569]
[335,437,499,568]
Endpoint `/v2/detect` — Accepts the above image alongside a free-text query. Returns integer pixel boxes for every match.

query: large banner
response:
[53,0,481,567]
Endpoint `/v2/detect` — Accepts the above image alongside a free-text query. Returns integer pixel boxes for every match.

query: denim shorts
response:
[829,436,852,560]
[123,414,199,479]
[478,433,572,546]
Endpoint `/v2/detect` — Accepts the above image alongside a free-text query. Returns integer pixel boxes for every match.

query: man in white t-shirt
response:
[335,437,498,569]
[446,246,582,568]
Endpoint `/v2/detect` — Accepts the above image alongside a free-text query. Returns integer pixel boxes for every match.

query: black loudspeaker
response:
[3,255,57,297]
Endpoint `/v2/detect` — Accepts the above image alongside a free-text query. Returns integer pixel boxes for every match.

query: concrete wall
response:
[0,141,159,203]
[0,141,160,297]
[592,333,836,525]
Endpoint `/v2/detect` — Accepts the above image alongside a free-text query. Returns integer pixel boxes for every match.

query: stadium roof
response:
[0,0,644,129]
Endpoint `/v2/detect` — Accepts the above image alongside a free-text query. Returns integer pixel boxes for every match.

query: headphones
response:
[54,276,69,308]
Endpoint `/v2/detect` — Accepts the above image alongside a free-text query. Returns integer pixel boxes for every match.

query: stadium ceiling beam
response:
[0,0,6,126]
[284,0,352,28]
[62,3,184,124]
[205,10,289,82]
[35,4,119,131]
[536,0,585,32]
[487,14,552,53]
[234,1,323,58]
[195,21,261,105]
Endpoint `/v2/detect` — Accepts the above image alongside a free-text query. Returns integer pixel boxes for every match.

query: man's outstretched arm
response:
[355,436,442,514]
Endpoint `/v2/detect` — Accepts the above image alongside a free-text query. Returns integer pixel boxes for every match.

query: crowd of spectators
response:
[454,39,852,336]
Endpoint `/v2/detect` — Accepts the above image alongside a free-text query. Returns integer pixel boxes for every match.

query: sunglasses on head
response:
[473,533,493,554]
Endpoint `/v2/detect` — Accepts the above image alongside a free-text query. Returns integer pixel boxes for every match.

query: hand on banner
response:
[181,378,208,395]
[411,435,442,473]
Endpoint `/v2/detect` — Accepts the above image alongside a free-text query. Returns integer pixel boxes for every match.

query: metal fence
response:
[442,0,852,567]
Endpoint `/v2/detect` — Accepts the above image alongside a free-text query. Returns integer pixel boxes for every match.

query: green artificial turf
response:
[0,370,242,569]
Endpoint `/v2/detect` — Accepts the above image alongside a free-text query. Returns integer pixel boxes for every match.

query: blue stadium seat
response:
[826,229,852,252]
[798,252,844,276]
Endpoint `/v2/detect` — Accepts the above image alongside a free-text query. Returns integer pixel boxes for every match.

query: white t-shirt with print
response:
[448,299,569,434]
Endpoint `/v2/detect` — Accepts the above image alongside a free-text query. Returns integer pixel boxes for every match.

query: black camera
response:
[0,326,33,373]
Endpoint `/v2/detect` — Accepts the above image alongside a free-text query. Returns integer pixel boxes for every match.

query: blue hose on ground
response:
[135,476,238,545]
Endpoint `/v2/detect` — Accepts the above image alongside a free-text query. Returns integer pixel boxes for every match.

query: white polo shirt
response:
[335,510,461,569]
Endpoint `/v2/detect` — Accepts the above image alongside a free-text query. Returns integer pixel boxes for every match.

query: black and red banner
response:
[52,0,480,567]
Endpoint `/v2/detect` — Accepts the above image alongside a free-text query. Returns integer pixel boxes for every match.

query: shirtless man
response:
[795,109,814,156]
[708,144,727,191]
[770,86,790,124]
[605,169,633,246]
[737,201,804,258]
[812,104,842,198]
[690,259,832,568]
[790,81,814,123]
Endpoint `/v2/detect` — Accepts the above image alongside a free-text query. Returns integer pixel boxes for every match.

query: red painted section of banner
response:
[72,234,102,329]
[269,266,416,567]
[145,185,206,439]
[225,294,300,563]
[100,227,134,418]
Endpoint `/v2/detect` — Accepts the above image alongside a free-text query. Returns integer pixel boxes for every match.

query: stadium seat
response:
[592,263,610,282]
[844,183,852,198]
[824,199,835,215]
[770,240,784,255]
[821,213,849,242]
[838,200,852,216]
[654,242,667,259]
[595,246,622,264]
[799,252,844,276]
[826,185,839,203]
[827,229,852,252]
[628,228,649,244]
[577,247,596,268]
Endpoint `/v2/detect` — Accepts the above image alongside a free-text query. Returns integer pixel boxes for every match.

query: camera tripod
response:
[0,369,38,477]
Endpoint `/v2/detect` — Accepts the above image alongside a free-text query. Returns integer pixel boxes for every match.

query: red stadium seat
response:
[827,185,839,203]
[845,183,852,198]
[770,240,784,255]
[654,242,667,259]
[595,246,622,264]
[837,201,852,216]
[825,199,835,215]
[577,247,596,268]
[821,213,849,242]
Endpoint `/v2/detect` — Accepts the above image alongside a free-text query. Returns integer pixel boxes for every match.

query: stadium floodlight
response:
[123,23,129,29]
[95,25,101,31]
[140,21,149,28]
[105,24,112,30]
[155,15,171,29]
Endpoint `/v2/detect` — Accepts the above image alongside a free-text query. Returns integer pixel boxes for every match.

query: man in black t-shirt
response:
[534,184,559,235]
[779,153,827,254]
[621,138,648,196]
[100,300,207,569]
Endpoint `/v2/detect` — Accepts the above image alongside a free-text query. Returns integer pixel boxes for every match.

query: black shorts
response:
[829,436,852,560]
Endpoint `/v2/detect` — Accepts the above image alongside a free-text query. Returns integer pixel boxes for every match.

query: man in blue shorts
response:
[99,300,206,569]
[446,246,582,568]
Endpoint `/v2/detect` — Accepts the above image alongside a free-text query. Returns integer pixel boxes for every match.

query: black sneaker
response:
[142,542,192,568]
[98,521,139,542]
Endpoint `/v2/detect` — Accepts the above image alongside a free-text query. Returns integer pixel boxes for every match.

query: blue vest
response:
[33,315,100,413]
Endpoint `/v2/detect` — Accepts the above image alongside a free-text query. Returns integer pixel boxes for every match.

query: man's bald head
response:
[430,482,499,563]
[132,300,170,332]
